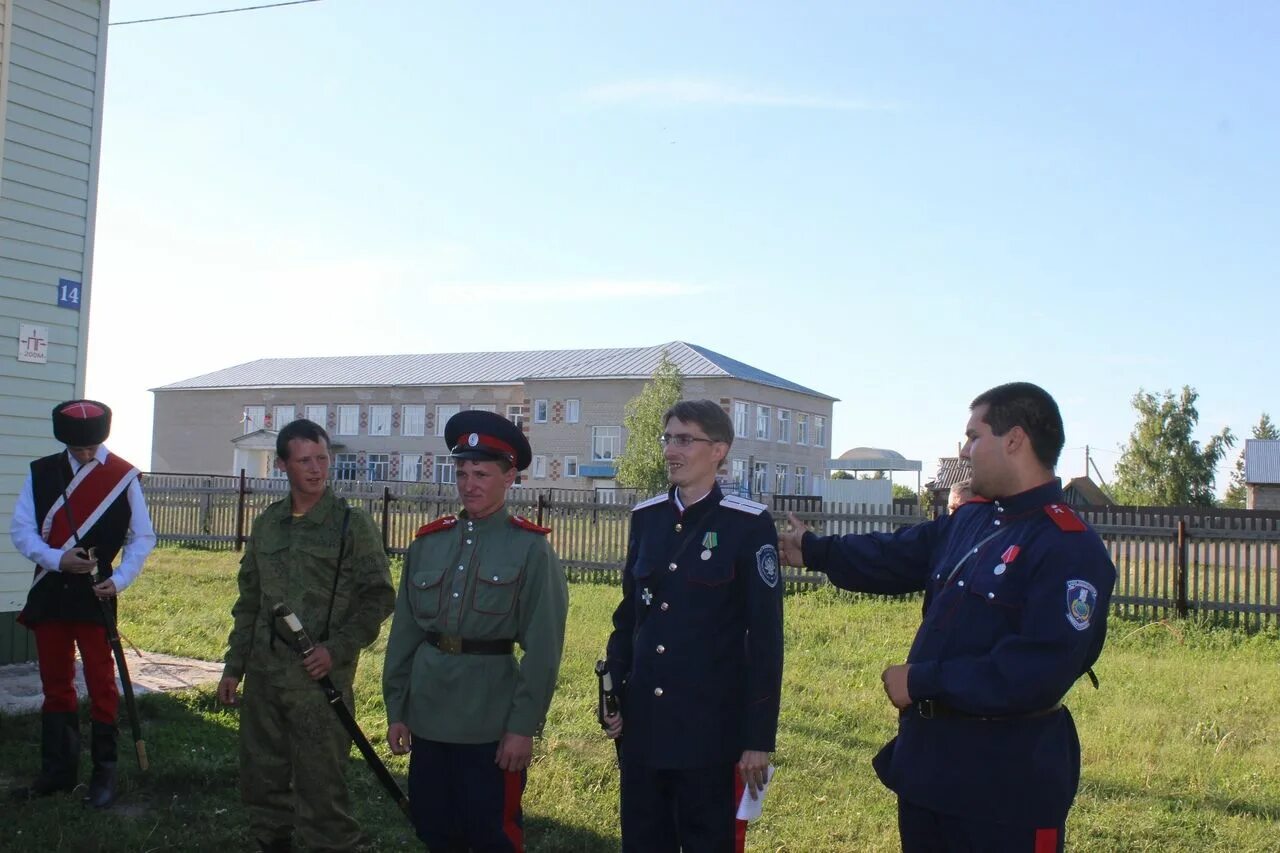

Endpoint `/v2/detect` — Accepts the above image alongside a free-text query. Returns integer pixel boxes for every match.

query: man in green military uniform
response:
[218,418,395,853]
[384,410,569,853]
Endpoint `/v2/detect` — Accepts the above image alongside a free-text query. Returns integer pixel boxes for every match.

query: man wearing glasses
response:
[603,399,784,852]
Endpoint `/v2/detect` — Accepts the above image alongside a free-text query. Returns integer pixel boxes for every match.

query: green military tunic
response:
[223,487,395,851]
[383,506,569,743]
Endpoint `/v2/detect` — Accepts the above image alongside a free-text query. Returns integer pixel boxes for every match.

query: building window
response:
[733,402,749,438]
[273,405,295,430]
[566,399,581,423]
[756,406,771,441]
[777,409,791,443]
[564,456,579,478]
[532,455,547,479]
[775,463,789,495]
[797,413,809,446]
[752,461,769,495]
[402,405,426,437]
[337,405,360,436]
[369,406,392,436]
[731,459,747,491]
[794,466,808,495]
[334,453,360,481]
[243,406,265,434]
[533,400,549,424]
[304,405,327,426]
[436,405,460,437]
[507,404,526,428]
[471,404,496,412]
[400,453,423,482]
[434,457,456,485]
[814,415,827,448]
[367,453,390,481]
[592,426,621,462]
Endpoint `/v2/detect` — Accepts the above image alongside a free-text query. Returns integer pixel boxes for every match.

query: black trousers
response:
[408,738,526,853]
[619,751,747,853]
[898,797,1066,853]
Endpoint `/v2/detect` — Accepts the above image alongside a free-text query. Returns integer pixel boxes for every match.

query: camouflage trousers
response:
[239,672,361,852]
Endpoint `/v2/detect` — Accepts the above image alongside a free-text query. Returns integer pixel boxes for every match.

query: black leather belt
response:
[913,699,1063,721]
[424,631,514,656]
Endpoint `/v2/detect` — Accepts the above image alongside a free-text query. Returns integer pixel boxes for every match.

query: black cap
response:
[52,399,111,447]
[445,410,532,471]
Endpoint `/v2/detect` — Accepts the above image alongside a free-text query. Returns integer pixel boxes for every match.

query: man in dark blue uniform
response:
[780,382,1115,852]
[604,399,784,853]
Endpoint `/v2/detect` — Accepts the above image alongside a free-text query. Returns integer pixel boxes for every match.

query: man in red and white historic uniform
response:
[9,400,156,808]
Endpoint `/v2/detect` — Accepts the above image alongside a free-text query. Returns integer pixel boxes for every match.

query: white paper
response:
[735,764,775,822]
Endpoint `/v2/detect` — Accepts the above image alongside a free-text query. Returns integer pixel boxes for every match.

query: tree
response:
[831,470,854,480]
[615,352,683,495]
[1111,386,1235,507]
[891,484,916,501]
[1223,413,1278,508]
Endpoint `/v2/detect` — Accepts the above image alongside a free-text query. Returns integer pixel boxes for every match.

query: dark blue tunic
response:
[801,479,1115,826]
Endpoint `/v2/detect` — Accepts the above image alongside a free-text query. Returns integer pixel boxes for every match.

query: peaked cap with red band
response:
[444,409,533,471]
[52,399,111,447]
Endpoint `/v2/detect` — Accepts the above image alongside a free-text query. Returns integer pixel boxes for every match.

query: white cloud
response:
[582,78,894,111]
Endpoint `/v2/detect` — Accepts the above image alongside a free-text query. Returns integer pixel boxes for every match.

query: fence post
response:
[1175,519,1189,618]
[382,487,392,554]
[536,491,548,527]
[235,469,248,552]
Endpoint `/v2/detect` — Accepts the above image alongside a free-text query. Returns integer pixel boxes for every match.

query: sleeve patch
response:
[415,515,457,538]
[1066,579,1098,630]
[756,545,780,588]
[511,515,551,535]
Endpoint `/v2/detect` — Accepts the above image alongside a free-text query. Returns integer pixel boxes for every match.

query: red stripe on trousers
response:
[503,770,524,852]
[732,768,748,853]
[1035,827,1059,853]
[33,621,117,722]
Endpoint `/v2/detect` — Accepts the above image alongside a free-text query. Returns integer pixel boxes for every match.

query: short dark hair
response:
[276,418,330,460]
[663,399,734,447]
[970,382,1064,469]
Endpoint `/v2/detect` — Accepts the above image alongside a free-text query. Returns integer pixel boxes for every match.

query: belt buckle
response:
[917,699,936,719]
[438,634,463,655]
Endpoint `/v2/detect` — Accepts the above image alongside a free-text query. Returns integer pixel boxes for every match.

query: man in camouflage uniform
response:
[218,418,395,853]
[384,410,569,853]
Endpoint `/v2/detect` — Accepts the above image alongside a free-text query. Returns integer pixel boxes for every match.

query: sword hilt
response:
[272,603,316,656]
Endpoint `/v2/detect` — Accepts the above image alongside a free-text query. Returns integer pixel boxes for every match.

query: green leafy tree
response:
[831,470,854,480]
[615,352,683,495]
[1223,413,1278,508]
[892,483,916,501]
[1111,386,1235,507]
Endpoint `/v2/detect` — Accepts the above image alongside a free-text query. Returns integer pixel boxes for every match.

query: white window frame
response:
[775,463,789,495]
[434,457,456,485]
[337,405,360,436]
[507,404,526,428]
[796,412,809,446]
[794,466,808,496]
[367,452,390,481]
[732,459,747,490]
[243,405,265,434]
[401,405,426,437]
[815,415,827,448]
[532,455,547,479]
[273,405,295,430]
[436,405,461,437]
[752,461,769,495]
[777,409,791,443]
[400,453,423,482]
[592,426,622,462]
[565,399,581,424]
[533,399,549,424]
[564,455,579,478]
[333,452,360,480]
[756,406,771,441]
[733,402,749,438]
[369,405,392,437]
[304,405,327,426]
[471,404,497,412]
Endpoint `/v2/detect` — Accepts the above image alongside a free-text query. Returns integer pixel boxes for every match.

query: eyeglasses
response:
[658,433,718,447]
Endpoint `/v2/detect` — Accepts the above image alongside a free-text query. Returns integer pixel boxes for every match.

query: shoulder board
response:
[721,495,767,516]
[1044,504,1087,532]
[511,515,551,535]
[632,493,670,512]
[965,496,992,504]
[415,515,458,538]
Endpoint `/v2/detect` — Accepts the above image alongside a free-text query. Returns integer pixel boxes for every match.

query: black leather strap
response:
[424,631,514,655]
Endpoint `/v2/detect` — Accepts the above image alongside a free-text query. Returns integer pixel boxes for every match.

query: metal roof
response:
[925,457,971,491]
[153,341,836,400]
[1245,439,1280,485]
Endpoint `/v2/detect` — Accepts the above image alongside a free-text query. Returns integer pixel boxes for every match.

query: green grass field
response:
[3,548,1279,851]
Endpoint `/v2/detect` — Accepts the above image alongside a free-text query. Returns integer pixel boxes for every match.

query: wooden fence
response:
[140,476,1280,627]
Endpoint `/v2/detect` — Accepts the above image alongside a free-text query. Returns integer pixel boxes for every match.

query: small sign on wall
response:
[57,279,82,310]
[19,324,49,364]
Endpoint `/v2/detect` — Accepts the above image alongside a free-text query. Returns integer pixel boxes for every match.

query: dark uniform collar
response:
[670,483,724,517]
[990,478,1064,517]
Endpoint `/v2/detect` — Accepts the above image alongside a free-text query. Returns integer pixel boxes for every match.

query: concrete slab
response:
[0,651,224,716]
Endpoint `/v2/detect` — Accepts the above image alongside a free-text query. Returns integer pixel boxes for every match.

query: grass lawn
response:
[3,547,1279,851]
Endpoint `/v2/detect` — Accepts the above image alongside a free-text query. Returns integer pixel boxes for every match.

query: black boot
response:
[83,720,117,808]
[26,711,80,797]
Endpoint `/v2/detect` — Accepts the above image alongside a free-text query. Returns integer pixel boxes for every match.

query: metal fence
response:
[141,475,1280,626]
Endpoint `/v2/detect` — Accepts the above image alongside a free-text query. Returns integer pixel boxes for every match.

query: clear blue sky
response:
[86,1,1279,489]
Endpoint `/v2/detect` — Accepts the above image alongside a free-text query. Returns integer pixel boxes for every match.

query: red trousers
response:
[33,621,118,723]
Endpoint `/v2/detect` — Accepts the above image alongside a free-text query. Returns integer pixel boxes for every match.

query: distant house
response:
[1062,476,1114,507]
[1244,439,1280,510]
[925,457,971,509]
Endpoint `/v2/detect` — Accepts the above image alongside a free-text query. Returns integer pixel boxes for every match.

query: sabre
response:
[595,658,621,761]
[272,603,412,822]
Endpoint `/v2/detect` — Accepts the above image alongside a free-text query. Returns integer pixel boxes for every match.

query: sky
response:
[84,0,1279,490]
